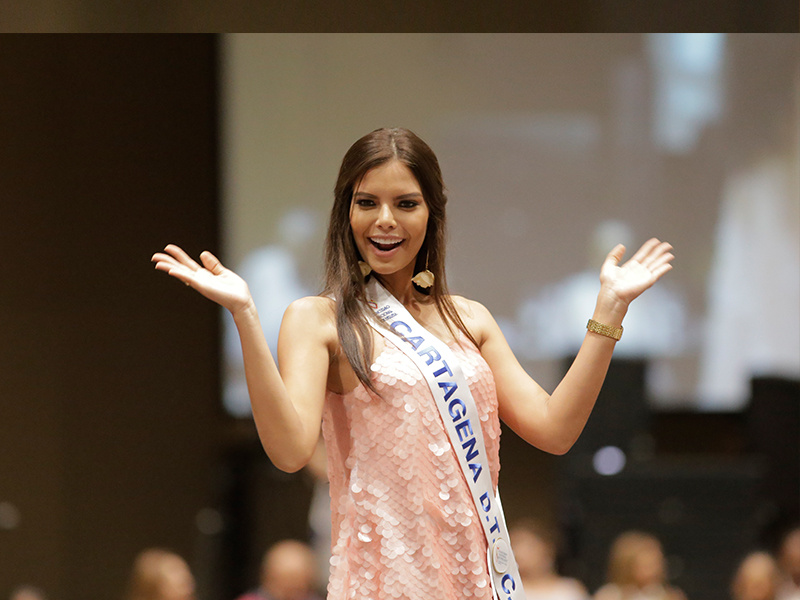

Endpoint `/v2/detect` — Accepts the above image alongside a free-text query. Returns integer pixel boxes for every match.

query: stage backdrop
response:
[219,34,799,416]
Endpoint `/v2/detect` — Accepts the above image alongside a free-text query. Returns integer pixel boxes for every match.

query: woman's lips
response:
[368,237,404,255]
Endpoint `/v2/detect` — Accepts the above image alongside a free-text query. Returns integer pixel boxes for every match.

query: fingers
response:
[152,252,193,283]
[646,248,675,273]
[162,244,202,271]
[629,238,674,270]
[603,244,627,267]
[167,266,195,287]
[629,238,663,265]
[151,252,179,270]
[151,244,215,287]
[652,262,673,281]
[199,250,225,275]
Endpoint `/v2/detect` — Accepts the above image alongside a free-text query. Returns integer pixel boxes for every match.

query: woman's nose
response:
[376,203,396,228]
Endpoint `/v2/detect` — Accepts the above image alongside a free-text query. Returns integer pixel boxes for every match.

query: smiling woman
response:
[152,127,674,600]
[323,129,480,398]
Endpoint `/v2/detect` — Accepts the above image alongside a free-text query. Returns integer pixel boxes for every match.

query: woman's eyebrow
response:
[352,191,423,199]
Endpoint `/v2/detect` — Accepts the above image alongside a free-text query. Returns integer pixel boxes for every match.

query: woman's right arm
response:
[152,245,332,472]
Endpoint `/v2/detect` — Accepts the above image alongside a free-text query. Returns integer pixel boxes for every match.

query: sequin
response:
[322,334,501,600]
[428,442,447,456]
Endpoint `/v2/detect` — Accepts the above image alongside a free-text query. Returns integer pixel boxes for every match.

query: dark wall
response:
[2,0,797,32]
[0,35,222,600]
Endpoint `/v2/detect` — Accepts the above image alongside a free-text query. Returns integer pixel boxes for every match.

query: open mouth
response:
[369,238,404,252]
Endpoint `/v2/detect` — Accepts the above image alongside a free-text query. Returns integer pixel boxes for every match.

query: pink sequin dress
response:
[322,334,502,600]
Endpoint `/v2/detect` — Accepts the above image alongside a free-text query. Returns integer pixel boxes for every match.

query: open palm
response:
[152,244,252,314]
[599,238,674,306]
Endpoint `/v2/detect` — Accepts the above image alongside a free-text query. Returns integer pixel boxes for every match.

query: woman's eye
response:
[355,198,375,207]
[398,200,420,209]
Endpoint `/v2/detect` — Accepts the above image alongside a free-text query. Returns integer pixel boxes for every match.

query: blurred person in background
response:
[510,518,589,600]
[126,548,196,600]
[731,551,780,600]
[9,586,47,600]
[235,539,323,600]
[594,531,687,600]
[777,527,800,600]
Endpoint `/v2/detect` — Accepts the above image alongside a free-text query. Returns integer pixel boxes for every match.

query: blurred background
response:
[1,34,798,600]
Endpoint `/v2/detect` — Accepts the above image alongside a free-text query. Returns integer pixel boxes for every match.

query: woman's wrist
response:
[231,297,258,323]
[592,288,629,328]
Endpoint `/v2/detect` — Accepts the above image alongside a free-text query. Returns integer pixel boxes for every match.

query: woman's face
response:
[349,159,429,280]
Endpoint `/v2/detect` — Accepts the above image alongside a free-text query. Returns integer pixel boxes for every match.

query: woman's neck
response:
[376,268,422,306]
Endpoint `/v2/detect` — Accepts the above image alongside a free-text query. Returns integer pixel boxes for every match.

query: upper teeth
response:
[371,237,402,244]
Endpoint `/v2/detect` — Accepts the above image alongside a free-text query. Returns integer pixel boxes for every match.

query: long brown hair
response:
[323,127,478,394]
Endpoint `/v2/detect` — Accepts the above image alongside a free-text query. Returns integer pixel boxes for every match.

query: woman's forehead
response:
[348,158,431,211]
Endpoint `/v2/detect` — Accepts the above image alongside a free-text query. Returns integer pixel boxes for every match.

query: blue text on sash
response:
[381,314,484,485]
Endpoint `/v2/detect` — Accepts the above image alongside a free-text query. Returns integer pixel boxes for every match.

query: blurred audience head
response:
[260,539,318,600]
[9,586,47,600]
[509,518,560,579]
[607,531,667,588]
[126,548,196,600]
[778,526,800,586]
[731,551,779,600]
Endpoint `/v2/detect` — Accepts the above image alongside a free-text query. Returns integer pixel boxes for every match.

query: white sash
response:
[364,278,525,600]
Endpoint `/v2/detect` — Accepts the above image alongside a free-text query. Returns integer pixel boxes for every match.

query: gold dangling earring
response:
[411,254,434,289]
[358,261,372,278]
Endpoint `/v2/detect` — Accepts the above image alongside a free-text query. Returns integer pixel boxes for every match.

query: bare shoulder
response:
[449,295,496,345]
[449,294,491,319]
[281,296,338,346]
[286,294,335,313]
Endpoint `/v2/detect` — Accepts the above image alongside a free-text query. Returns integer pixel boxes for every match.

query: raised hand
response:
[151,244,253,314]
[598,238,674,307]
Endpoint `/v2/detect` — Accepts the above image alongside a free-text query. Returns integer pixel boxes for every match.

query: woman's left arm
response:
[476,238,674,455]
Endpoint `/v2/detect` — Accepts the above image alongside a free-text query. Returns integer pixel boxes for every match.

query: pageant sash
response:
[364,278,525,600]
